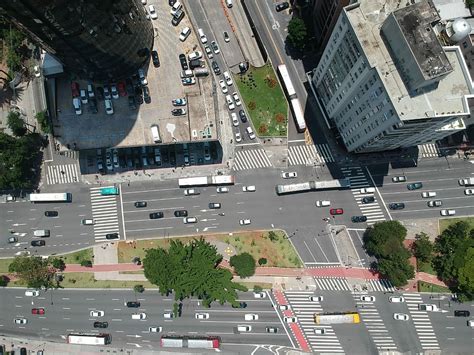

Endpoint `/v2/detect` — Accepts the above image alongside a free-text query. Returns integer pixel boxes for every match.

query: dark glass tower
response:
[0,0,154,81]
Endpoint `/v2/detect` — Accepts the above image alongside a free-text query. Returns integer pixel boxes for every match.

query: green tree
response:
[363,221,407,259]
[134,284,145,293]
[287,18,308,51]
[258,257,267,266]
[80,260,92,267]
[143,238,247,310]
[0,275,9,287]
[268,231,278,242]
[230,252,256,278]
[51,258,66,271]
[457,247,474,302]
[412,232,433,263]
[9,256,58,289]
[253,285,263,293]
[7,111,27,136]
[377,249,415,287]
[35,110,51,134]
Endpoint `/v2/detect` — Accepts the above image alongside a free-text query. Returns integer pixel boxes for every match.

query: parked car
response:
[71,82,80,97]
[138,68,148,85]
[110,84,119,99]
[117,81,127,96]
[232,92,241,106]
[205,45,213,59]
[179,27,191,42]
[239,109,247,122]
[223,71,233,85]
[172,108,186,116]
[235,131,242,142]
[188,51,202,61]
[80,89,88,104]
[211,41,220,54]
[212,61,221,75]
[179,54,188,70]
[72,98,82,115]
[219,80,228,94]
[246,126,256,139]
[172,9,185,26]
[105,99,114,115]
[172,98,187,106]
[182,77,196,86]
[143,86,151,103]
[148,4,158,19]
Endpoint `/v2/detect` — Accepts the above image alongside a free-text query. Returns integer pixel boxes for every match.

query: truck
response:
[458,177,474,186]
[276,178,351,195]
[160,335,220,349]
[178,175,235,187]
[418,304,438,311]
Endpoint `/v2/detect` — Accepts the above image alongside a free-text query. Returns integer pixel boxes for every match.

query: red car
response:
[330,208,344,215]
[32,308,45,315]
[71,82,80,98]
[117,81,127,97]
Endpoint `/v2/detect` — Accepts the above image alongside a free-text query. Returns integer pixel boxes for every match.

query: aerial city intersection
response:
[0,0,473,354]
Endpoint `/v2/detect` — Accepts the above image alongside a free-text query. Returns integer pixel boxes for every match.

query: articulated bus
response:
[160,335,220,349]
[29,192,72,203]
[314,312,360,324]
[67,333,111,345]
[277,64,306,132]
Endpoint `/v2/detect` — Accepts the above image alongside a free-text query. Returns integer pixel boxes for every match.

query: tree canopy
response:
[412,232,433,263]
[143,238,247,310]
[287,18,308,51]
[7,111,26,137]
[230,252,256,278]
[9,255,60,289]
[433,221,474,301]
[363,221,414,287]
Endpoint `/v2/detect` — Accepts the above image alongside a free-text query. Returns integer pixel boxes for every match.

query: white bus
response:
[67,333,111,345]
[178,175,235,187]
[277,64,306,132]
[29,192,72,203]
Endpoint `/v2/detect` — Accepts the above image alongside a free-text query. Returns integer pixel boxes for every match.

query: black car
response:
[151,50,160,67]
[179,54,188,70]
[94,321,108,328]
[189,59,204,70]
[351,216,367,223]
[134,201,147,208]
[128,96,137,110]
[96,86,104,100]
[208,203,221,209]
[174,210,188,217]
[44,211,58,217]
[169,0,176,5]
[362,196,375,204]
[105,233,119,240]
[239,109,248,123]
[211,61,221,75]
[172,108,186,116]
[389,202,405,210]
[88,98,98,114]
[454,310,470,317]
[149,212,164,219]
[31,240,46,247]
[172,9,185,26]
[275,1,290,12]
[126,301,141,308]
[143,86,151,104]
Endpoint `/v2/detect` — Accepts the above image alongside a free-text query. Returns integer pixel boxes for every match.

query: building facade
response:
[0,0,154,81]
[310,0,471,153]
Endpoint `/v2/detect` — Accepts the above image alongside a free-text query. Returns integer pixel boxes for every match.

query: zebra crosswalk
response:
[314,277,395,292]
[285,290,343,353]
[403,293,440,350]
[341,166,386,225]
[288,144,335,166]
[46,164,80,185]
[418,143,441,158]
[232,148,272,171]
[90,187,121,242]
[353,292,397,350]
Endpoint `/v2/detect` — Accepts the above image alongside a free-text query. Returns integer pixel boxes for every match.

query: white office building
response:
[310,0,472,153]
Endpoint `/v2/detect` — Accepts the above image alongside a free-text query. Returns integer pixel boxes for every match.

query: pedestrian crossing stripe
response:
[46,163,80,185]
[90,187,120,242]
[232,149,272,171]
[288,144,335,166]
[418,143,441,158]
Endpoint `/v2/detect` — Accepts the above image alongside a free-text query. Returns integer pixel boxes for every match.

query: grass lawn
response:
[439,216,474,233]
[418,281,450,293]
[59,248,93,264]
[118,231,302,268]
[238,282,273,290]
[235,63,288,137]
[417,261,436,275]
[0,258,12,274]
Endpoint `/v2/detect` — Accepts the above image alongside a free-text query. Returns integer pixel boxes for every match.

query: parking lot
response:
[54,0,220,174]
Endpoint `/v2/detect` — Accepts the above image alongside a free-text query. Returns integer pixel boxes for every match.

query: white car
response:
[182,77,196,86]
[132,312,147,320]
[440,209,456,216]
[204,45,213,59]
[235,131,242,142]
[5,195,15,202]
[360,295,375,302]
[231,112,239,126]
[282,172,297,179]
[421,191,437,198]
[237,325,252,332]
[105,99,114,115]
[188,51,203,61]
[80,89,88,104]
[239,219,251,225]
[309,296,323,302]
[253,292,266,298]
[148,5,157,19]
[141,0,146,4]
[246,126,256,140]
[389,296,405,303]
[217,187,229,193]
[198,28,208,44]
[211,41,220,54]
[360,187,375,194]
[90,310,105,317]
[183,217,198,224]
[14,318,28,325]
[110,84,119,99]
[232,92,241,106]
[226,94,235,110]
[25,290,40,297]
[195,313,210,319]
[242,185,256,192]
[393,313,409,321]
[73,98,82,115]
[244,314,259,320]
[315,200,331,207]
[170,1,182,15]
[179,27,191,42]
[279,305,290,311]
[223,71,233,86]
[184,188,200,196]
[149,326,162,333]
[392,176,407,183]
[138,68,148,85]
[464,189,474,195]
[219,80,228,94]
[284,316,297,323]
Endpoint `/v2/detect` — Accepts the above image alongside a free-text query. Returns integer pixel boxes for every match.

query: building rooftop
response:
[432,0,471,20]
[346,0,472,120]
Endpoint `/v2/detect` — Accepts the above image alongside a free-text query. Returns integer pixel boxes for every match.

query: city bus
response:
[29,192,72,203]
[178,175,235,187]
[277,64,306,132]
[67,333,111,345]
[314,312,360,324]
[275,178,351,195]
[160,335,220,349]
[100,186,119,196]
